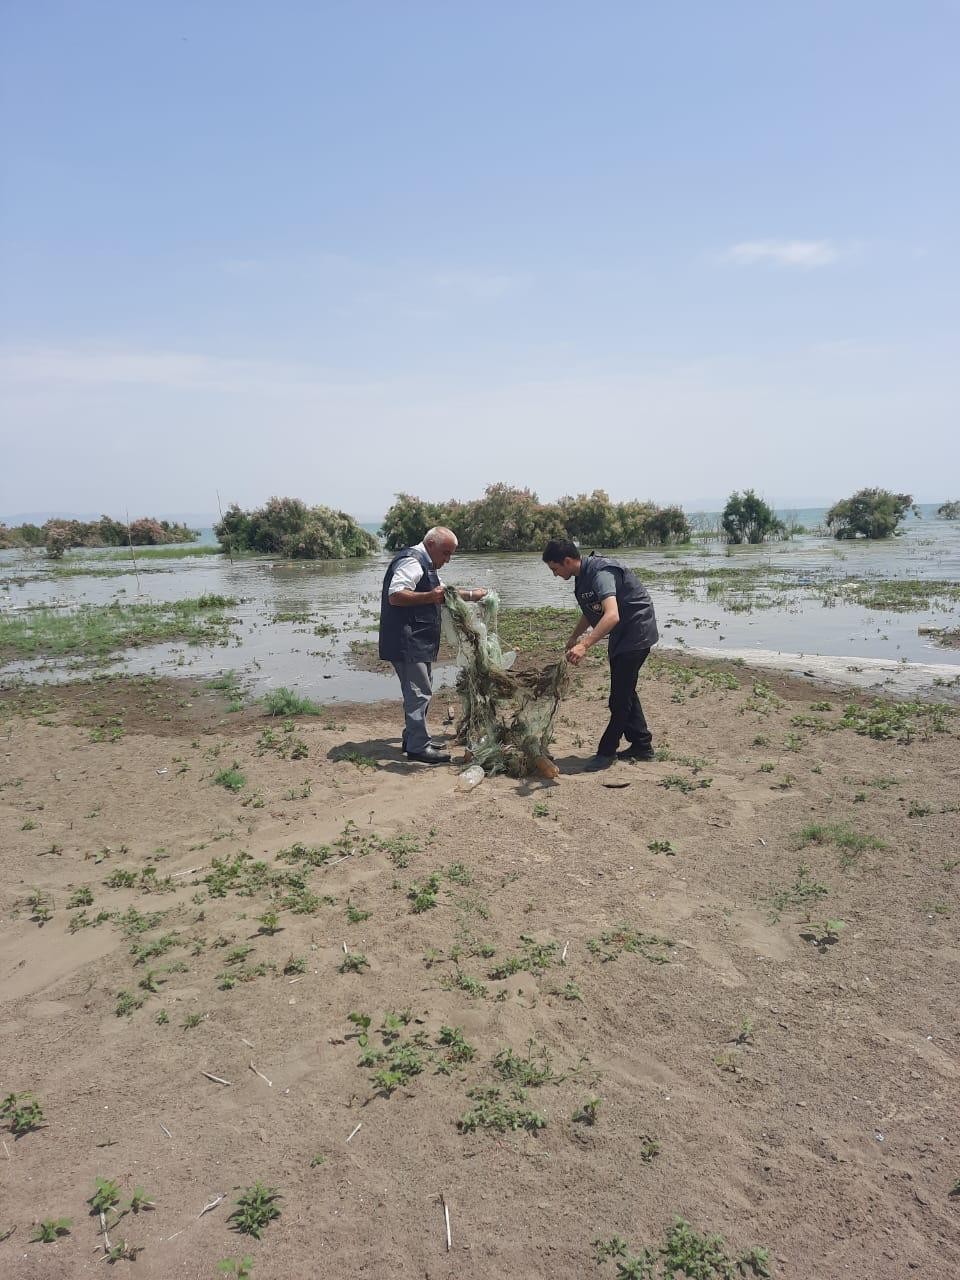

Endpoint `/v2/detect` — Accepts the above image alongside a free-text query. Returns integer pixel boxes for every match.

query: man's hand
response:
[566,641,588,665]
[425,585,446,604]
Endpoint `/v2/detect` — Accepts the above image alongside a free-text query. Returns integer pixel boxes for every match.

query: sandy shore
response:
[1,651,958,1278]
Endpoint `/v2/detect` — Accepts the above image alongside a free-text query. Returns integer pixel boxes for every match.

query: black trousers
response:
[597,648,652,757]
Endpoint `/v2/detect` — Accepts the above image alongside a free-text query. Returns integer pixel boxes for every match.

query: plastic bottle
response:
[457,764,485,791]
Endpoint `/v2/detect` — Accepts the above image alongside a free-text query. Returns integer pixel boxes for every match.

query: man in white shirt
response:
[378,526,486,764]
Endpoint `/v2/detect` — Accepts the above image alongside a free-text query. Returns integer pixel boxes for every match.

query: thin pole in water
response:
[125,509,142,592]
[216,490,233,565]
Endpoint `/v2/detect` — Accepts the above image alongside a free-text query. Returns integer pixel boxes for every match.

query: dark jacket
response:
[574,554,658,658]
[378,545,442,663]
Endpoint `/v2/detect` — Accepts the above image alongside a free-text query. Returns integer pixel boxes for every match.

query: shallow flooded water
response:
[2,509,959,701]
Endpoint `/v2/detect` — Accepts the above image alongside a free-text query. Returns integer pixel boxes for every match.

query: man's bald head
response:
[424,526,458,568]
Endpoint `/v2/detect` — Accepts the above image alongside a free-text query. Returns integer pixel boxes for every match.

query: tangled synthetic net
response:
[441,588,568,777]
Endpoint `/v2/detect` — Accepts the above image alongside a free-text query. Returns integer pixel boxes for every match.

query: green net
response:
[441,588,569,777]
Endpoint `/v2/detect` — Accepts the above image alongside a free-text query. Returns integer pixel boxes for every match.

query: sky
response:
[2,0,958,522]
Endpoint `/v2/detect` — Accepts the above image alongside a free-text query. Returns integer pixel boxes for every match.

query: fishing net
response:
[441,588,569,777]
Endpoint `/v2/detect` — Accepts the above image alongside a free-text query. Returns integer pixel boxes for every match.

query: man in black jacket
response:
[542,538,658,771]
[379,526,486,764]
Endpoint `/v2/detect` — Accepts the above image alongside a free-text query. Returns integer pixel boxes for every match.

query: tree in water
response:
[826,489,913,539]
[721,490,785,544]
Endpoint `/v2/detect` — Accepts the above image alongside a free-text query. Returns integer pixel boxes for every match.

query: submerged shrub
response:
[721,490,785,545]
[382,484,690,552]
[214,498,377,559]
[827,488,914,540]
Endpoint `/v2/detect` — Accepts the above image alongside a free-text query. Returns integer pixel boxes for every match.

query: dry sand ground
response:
[1,653,958,1279]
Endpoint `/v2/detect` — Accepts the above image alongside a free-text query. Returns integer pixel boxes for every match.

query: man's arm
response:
[565,614,591,649]
[389,585,487,607]
[566,596,619,665]
[389,585,445,606]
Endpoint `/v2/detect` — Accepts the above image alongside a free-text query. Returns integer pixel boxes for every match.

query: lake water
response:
[2,505,959,702]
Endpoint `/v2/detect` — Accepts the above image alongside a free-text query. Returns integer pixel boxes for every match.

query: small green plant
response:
[647,839,676,855]
[639,1134,661,1163]
[437,1025,476,1064]
[67,885,94,908]
[155,1009,169,1025]
[347,1011,371,1045]
[217,1259,255,1278]
[25,889,53,924]
[573,1095,602,1125]
[214,763,246,792]
[31,1217,72,1243]
[104,1239,143,1262]
[115,989,144,1017]
[182,1011,206,1029]
[128,1186,156,1213]
[758,762,774,773]
[309,1154,325,1168]
[407,873,442,913]
[557,980,583,1001]
[1,1091,46,1136]
[768,865,829,918]
[660,773,711,794]
[346,899,371,923]
[87,1177,122,1215]
[532,801,549,817]
[104,868,137,888]
[339,952,370,974]
[735,1017,754,1045]
[800,919,846,952]
[257,910,281,935]
[458,1086,546,1134]
[334,749,378,770]
[587,926,672,965]
[494,1041,562,1088]
[283,954,307,975]
[228,1182,282,1239]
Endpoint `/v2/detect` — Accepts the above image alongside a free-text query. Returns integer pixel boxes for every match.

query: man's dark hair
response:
[542,538,580,564]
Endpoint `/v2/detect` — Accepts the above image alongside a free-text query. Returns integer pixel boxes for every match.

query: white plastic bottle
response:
[457,764,485,791]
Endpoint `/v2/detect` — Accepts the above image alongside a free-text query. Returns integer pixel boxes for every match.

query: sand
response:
[1,652,958,1278]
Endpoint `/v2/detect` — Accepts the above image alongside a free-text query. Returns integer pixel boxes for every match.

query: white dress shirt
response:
[388,542,444,596]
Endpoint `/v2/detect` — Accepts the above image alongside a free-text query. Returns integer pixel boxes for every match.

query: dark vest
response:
[574,554,659,657]
[378,546,442,663]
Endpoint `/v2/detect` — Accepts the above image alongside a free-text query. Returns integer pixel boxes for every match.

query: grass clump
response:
[0,597,237,661]
[794,823,885,855]
[213,763,246,792]
[262,687,322,717]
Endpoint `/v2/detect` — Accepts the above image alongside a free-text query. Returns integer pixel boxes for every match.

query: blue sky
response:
[2,1,957,520]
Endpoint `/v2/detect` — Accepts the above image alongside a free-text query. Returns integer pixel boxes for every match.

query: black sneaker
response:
[405,746,451,765]
[618,744,656,762]
[583,754,618,772]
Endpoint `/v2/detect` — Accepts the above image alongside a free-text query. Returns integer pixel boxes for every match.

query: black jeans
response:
[597,648,652,757]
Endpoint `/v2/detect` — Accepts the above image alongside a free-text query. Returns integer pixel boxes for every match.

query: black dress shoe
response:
[583,754,617,772]
[618,744,656,762]
[405,745,451,765]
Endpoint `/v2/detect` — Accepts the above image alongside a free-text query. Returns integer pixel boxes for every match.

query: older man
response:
[379,526,486,764]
